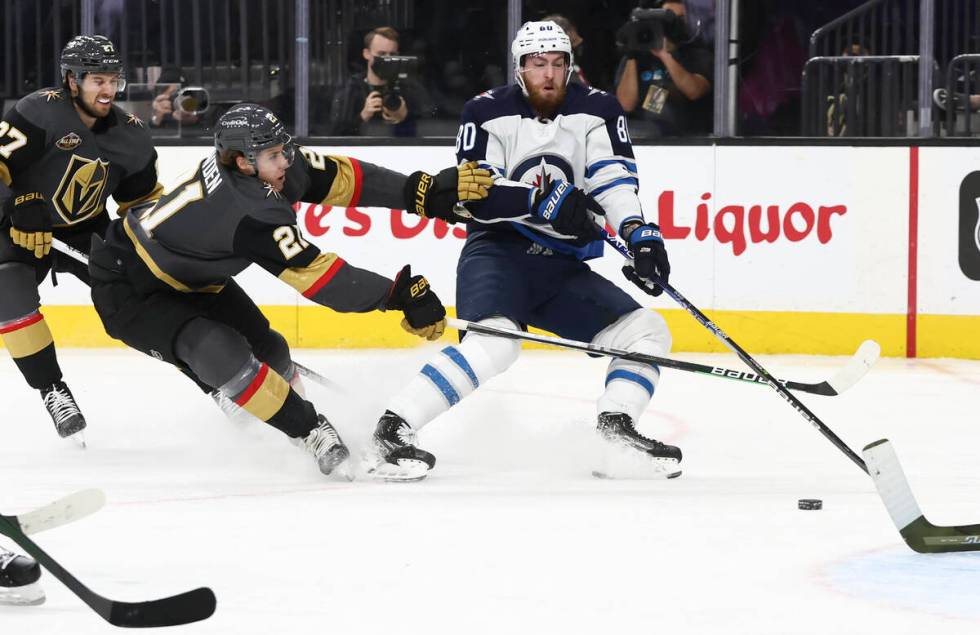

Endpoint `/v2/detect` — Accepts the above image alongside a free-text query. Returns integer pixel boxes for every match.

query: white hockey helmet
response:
[511,20,574,94]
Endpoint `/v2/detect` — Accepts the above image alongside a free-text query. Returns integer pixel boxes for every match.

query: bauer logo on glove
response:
[403,161,493,223]
[384,265,447,342]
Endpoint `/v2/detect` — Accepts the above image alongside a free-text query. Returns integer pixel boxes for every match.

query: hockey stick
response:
[0,497,216,627]
[599,230,868,472]
[603,231,980,552]
[863,439,980,553]
[293,361,346,393]
[447,317,878,396]
[15,488,106,536]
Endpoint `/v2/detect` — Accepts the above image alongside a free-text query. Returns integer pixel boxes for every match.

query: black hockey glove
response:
[384,264,447,342]
[5,192,53,259]
[530,178,604,243]
[621,221,670,297]
[404,161,493,223]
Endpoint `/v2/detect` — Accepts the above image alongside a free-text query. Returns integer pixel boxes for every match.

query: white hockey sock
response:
[388,317,521,430]
[593,309,672,422]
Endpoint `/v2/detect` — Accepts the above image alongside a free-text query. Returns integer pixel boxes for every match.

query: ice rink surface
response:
[1,345,978,634]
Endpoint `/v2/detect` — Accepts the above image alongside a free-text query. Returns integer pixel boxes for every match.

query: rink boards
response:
[14,143,980,359]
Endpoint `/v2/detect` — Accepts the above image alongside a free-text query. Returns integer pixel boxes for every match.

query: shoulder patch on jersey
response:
[263,181,283,199]
[39,89,65,102]
[125,112,145,128]
[55,132,82,151]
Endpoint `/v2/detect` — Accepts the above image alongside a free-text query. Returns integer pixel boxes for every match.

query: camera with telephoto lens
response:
[616,7,685,54]
[172,86,210,116]
[371,55,419,111]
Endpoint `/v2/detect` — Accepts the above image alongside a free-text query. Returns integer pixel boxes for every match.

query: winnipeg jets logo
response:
[512,155,573,190]
[40,89,63,102]
[126,113,145,128]
[263,181,282,199]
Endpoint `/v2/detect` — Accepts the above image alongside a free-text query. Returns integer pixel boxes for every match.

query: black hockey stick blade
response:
[0,512,216,627]
[103,587,217,628]
[863,439,980,553]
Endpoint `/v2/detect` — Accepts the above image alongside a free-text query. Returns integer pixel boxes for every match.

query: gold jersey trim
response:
[0,161,10,187]
[116,181,164,216]
[321,156,360,206]
[123,218,225,294]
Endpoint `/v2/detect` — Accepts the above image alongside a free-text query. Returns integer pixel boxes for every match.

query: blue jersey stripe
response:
[441,346,479,389]
[605,369,656,396]
[421,364,461,406]
[589,177,639,197]
[586,159,638,179]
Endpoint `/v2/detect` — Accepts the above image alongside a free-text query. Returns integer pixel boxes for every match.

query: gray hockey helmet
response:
[60,35,126,88]
[214,103,294,167]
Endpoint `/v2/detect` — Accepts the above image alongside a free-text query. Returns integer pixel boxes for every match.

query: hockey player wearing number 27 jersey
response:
[367,21,681,481]
[89,103,491,478]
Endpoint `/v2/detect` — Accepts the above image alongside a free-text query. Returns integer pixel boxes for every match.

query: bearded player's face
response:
[71,73,123,119]
[521,52,568,116]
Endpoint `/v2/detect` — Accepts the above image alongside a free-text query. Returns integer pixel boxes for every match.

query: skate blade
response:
[362,455,430,482]
[69,431,87,449]
[592,467,682,480]
[318,446,352,478]
[594,443,681,480]
[0,582,46,606]
[333,458,355,482]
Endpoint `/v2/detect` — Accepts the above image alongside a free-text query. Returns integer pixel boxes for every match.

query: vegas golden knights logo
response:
[960,171,980,281]
[53,155,110,223]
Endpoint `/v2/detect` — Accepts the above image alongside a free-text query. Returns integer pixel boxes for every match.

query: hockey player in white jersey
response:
[367,21,678,480]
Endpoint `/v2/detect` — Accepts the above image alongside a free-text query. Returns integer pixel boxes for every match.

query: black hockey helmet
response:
[214,103,294,168]
[60,35,126,89]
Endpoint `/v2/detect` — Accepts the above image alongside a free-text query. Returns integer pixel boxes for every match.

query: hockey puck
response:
[798,499,822,510]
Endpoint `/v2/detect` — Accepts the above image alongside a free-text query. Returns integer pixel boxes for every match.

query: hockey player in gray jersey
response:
[88,103,491,477]
[0,35,163,441]
[367,21,679,481]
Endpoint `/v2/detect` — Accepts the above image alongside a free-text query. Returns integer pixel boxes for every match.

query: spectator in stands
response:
[826,42,870,136]
[324,26,434,137]
[542,14,591,86]
[149,65,217,135]
[614,0,713,136]
[934,88,980,112]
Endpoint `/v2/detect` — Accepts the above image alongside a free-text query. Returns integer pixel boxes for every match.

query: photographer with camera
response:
[149,65,214,135]
[325,26,434,137]
[614,1,712,137]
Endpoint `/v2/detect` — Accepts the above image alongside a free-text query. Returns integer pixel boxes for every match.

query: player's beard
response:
[74,91,111,120]
[526,82,566,119]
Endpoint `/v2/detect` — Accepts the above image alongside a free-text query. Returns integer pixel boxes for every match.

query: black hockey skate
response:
[374,411,436,469]
[363,411,435,482]
[40,381,87,440]
[0,546,44,606]
[595,412,682,479]
[303,415,351,478]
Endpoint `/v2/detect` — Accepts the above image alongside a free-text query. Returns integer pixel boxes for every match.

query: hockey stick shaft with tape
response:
[447,317,875,396]
[601,229,868,473]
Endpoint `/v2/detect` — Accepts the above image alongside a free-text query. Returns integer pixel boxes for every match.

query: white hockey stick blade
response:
[826,340,881,395]
[16,489,106,536]
[863,439,980,553]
